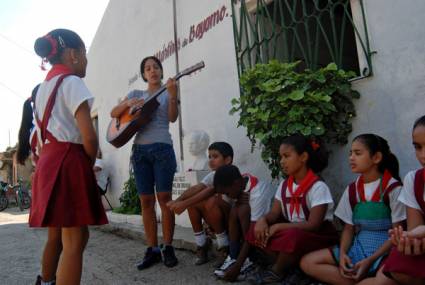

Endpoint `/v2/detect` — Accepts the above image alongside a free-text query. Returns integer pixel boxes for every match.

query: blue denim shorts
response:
[131,143,177,195]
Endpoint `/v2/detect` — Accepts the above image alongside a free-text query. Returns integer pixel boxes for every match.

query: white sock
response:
[216,232,229,249]
[41,279,55,285]
[194,231,207,247]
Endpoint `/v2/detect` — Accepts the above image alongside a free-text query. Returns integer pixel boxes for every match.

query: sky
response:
[0,0,110,152]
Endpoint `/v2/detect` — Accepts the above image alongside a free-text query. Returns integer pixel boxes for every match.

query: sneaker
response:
[214,255,236,277]
[246,269,283,284]
[161,244,178,267]
[240,257,254,273]
[195,242,210,265]
[136,247,162,270]
[213,245,229,268]
[282,268,313,285]
[35,275,55,285]
[215,257,254,280]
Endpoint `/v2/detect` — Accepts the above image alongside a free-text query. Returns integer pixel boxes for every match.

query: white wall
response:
[86,0,176,205]
[86,0,425,206]
[326,0,425,197]
[85,0,271,206]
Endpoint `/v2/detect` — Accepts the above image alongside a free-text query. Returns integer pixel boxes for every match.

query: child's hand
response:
[397,235,425,256]
[407,225,425,239]
[352,258,372,281]
[254,218,269,247]
[168,201,186,215]
[265,224,279,242]
[339,253,355,279]
[223,263,241,282]
[389,225,404,246]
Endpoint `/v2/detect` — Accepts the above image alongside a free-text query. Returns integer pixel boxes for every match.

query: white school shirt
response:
[94,158,109,190]
[201,171,232,203]
[398,170,424,214]
[243,174,276,221]
[34,75,94,145]
[334,177,405,225]
[201,171,215,187]
[274,179,334,223]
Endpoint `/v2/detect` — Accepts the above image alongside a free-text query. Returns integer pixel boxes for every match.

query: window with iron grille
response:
[231,0,373,79]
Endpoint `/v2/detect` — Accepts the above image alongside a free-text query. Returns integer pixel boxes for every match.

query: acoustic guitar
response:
[106,61,205,148]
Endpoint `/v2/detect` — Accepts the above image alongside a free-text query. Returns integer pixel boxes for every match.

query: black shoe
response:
[35,275,55,285]
[161,244,178,267]
[136,247,162,270]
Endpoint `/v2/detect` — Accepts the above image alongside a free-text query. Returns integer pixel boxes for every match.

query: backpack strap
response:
[382,181,402,206]
[300,190,311,220]
[33,74,71,144]
[414,169,425,214]
[348,182,357,211]
[281,179,289,218]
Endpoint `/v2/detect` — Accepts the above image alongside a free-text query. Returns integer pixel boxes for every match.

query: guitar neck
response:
[132,73,185,112]
[131,61,204,113]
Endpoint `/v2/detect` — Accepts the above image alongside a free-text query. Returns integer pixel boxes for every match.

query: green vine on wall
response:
[230,61,360,178]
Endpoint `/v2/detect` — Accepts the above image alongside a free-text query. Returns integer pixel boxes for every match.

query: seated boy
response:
[167,142,234,265]
[212,165,276,281]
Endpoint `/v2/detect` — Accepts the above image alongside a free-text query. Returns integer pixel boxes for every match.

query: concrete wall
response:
[325,0,425,198]
[85,0,425,207]
[85,0,271,206]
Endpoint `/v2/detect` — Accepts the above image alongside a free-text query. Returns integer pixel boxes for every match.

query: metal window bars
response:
[231,0,373,80]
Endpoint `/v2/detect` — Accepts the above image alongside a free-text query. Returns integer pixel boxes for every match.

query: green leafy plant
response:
[113,172,141,215]
[231,60,360,177]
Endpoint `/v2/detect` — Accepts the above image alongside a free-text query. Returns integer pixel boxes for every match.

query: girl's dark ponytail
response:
[353,134,401,182]
[17,84,39,165]
[383,152,401,182]
[34,29,84,65]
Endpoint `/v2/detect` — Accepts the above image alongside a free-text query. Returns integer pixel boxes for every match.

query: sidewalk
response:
[98,211,198,252]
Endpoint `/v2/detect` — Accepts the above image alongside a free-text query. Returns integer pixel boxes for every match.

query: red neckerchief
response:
[287,169,319,218]
[45,64,73,81]
[242,173,258,192]
[357,170,392,202]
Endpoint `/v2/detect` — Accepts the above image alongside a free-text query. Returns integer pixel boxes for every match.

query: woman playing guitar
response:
[110,56,179,269]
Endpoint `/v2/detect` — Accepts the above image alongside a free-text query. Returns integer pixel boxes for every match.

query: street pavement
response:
[0,207,248,285]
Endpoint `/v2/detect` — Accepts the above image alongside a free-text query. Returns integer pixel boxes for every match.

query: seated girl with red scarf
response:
[245,134,338,284]
[301,134,405,285]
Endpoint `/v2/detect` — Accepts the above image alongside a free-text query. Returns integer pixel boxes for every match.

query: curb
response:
[95,211,198,252]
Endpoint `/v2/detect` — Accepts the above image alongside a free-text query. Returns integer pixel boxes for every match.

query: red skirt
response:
[383,246,425,279]
[29,142,108,227]
[245,221,338,255]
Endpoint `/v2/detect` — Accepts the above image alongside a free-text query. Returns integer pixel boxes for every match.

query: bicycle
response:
[0,181,8,211]
[0,179,31,212]
[13,178,31,211]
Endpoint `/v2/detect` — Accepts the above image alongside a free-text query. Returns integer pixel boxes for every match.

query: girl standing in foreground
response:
[30,29,107,285]
[246,134,338,284]
[300,134,405,285]
[364,116,425,285]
